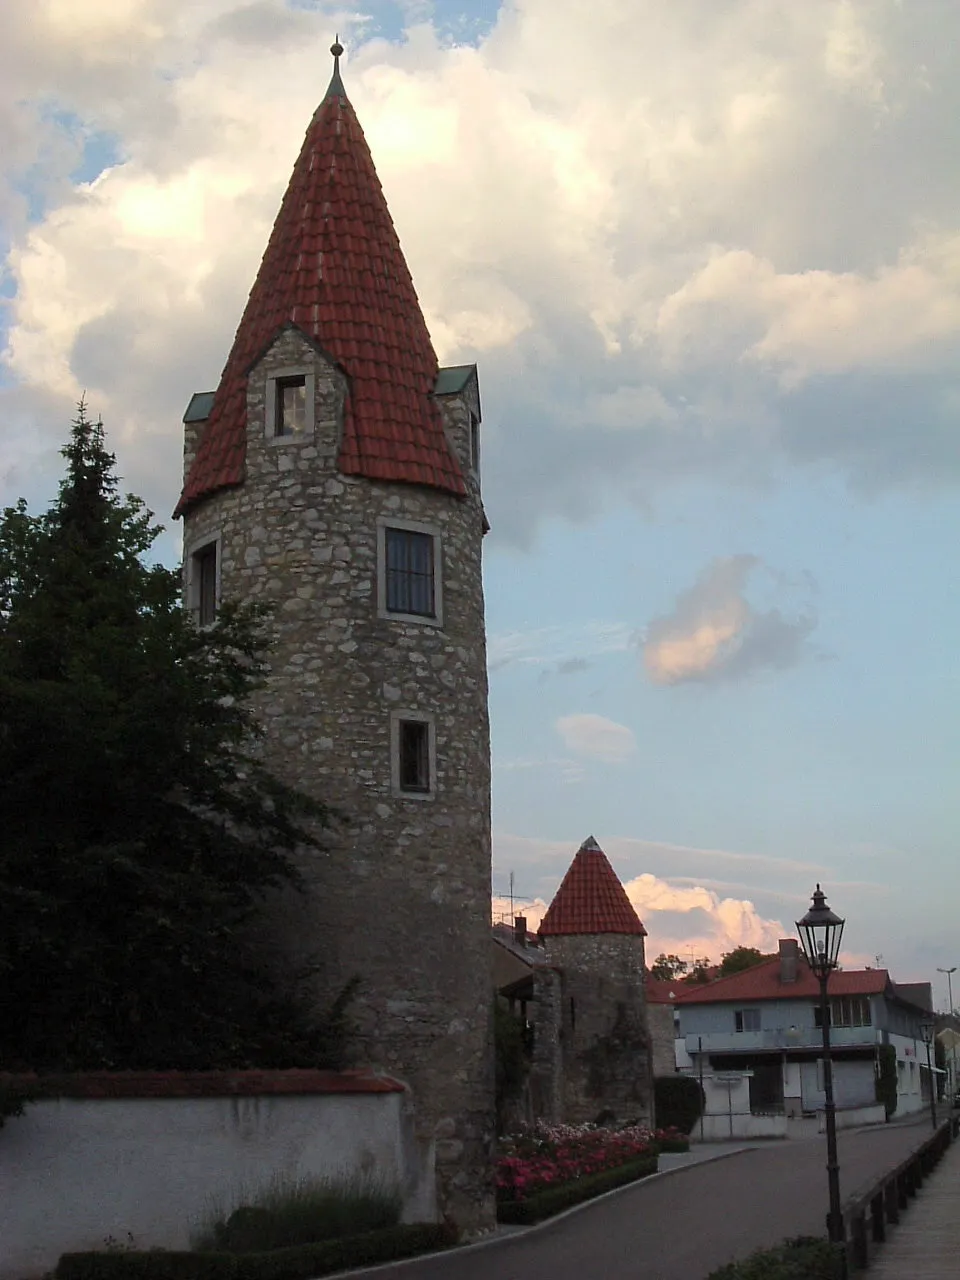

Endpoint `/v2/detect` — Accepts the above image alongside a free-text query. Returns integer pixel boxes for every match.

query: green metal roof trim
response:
[183,391,216,423]
[433,364,476,397]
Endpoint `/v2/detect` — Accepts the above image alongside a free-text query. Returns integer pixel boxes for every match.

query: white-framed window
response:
[185,533,221,627]
[390,711,436,800]
[265,367,316,442]
[734,1008,761,1033]
[377,518,443,626]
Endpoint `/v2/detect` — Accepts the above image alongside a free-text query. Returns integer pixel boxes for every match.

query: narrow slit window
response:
[469,413,480,472]
[398,720,430,793]
[195,542,218,626]
[385,528,435,617]
[276,375,307,437]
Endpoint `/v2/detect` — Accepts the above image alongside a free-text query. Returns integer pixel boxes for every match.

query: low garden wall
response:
[0,1070,434,1280]
[700,1111,787,1140]
[819,1102,886,1132]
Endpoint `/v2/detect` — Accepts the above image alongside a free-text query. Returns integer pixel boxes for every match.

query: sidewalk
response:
[866,1131,960,1278]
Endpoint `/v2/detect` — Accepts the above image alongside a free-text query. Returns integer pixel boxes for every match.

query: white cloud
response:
[491,871,787,962]
[642,554,818,686]
[555,713,637,763]
[3,1,960,542]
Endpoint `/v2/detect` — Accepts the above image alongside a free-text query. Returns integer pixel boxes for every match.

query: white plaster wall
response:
[0,1092,431,1280]
[818,1103,886,1132]
[701,1112,787,1140]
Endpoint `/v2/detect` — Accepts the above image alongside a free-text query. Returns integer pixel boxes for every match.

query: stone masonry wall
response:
[182,327,494,1230]
[542,934,652,1126]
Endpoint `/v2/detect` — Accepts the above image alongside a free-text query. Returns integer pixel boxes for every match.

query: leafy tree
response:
[0,403,342,1071]
[875,1044,898,1119]
[494,1001,529,1132]
[682,957,713,985]
[719,947,767,976]
[650,954,687,982]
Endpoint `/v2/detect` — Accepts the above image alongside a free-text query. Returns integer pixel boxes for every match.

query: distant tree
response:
[0,402,344,1071]
[875,1044,898,1119]
[719,947,767,977]
[683,957,713,985]
[650,954,688,982]
[494,1001,529,1133]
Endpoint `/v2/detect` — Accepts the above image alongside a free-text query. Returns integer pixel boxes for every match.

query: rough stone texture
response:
[531,934,652,1126]
[648,1000,679,1079]
[181,327,494,1230]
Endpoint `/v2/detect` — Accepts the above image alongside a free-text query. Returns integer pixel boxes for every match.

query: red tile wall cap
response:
[671,957,891,1005]
[175,62,464,519]
[0,1068,407,1099]
[539,836,647,937]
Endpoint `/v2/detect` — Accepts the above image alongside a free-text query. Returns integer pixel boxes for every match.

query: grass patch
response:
[191,1172,402,1253]
[496,1154,658,1224]
[57,1224,458,1280]
[705,1235,846,1279]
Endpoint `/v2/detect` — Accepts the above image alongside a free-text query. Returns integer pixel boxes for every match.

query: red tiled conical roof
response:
[175,49,464,518]
[539,837,647,937]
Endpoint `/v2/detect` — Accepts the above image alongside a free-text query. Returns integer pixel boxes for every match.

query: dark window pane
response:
[196,543,217,626]
[276,376,307,436]
[385,528,435,616]
[399,720,430,792]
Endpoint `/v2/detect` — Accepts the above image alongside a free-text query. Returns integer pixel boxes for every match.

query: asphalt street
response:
[364,1116,939,1280]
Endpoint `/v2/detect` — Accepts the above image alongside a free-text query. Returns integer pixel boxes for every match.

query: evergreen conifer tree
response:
[0,403,343,1070]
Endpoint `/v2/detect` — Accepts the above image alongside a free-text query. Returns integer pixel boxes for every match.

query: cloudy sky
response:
[2,1,958,995]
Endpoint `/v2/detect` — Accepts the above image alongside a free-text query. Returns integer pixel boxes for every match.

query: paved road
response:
[366,1117,939,1280]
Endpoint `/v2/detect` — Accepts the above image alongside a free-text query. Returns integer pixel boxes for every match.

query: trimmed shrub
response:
[58,1224,457,1280]
[654,1075,705,1135]
[655,1135,690,1154]
[192,1173,401,1252]
[875,1044,898,1120]
[496,1155,658,1225]
[705,1236,845,1280]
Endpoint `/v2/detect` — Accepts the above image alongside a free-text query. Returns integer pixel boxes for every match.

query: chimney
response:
[779,938,799,984]
[514,916,527,948]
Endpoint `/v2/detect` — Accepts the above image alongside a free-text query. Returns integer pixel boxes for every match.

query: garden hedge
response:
[654,1075,705,1135]
[57,1223,457,1280]
[654,1136,690,1154]
[496,1154,658,1225]
[704,1236,845,1280]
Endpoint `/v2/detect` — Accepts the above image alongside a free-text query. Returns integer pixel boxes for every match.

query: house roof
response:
[539,836,647,937]
[672,955,890,1006]
[175,45,464,518]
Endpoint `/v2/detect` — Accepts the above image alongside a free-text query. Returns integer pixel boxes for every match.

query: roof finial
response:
[325,34,346,100]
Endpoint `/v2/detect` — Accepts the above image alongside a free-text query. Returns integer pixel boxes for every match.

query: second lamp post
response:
[797,884,846,1244]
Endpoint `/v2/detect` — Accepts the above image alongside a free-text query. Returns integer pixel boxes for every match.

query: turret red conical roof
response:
[175,50,464,518]
[539,837,647,937]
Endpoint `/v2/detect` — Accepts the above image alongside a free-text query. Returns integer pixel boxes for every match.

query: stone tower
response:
[174,44,493,1229]
[532,836,652,1125]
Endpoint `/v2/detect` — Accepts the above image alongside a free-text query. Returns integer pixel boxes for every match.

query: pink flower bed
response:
[496,1121,658,1203]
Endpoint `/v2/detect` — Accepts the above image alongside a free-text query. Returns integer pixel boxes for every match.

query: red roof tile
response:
[672,955,890,1005]
[175,61,464,518]
[539,837,647,937]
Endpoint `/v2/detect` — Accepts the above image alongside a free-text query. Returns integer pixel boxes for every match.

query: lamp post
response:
[797,884,845,1245]
[920,1019,938,1131]
[937,966,956,1016]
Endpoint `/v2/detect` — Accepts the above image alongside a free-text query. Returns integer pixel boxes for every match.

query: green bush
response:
[57,1224,457,1280]
[875,1043,898,1119]
[496,1155,658,1225]
[191,1173,401,1252]
[705,1236,845,1280]
[654,1075,705,1135]
[655,1136,690,1153]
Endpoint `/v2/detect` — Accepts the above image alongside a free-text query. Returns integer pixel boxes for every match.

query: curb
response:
[326,1146,756,1279]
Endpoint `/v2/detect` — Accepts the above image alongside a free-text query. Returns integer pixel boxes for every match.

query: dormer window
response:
[264,368,315,442]
[469,412,480,472]
[276,375,307,437]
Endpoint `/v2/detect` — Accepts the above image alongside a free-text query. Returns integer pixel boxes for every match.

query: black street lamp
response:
[920,1019,938,1132]
[797,884,845,1244]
